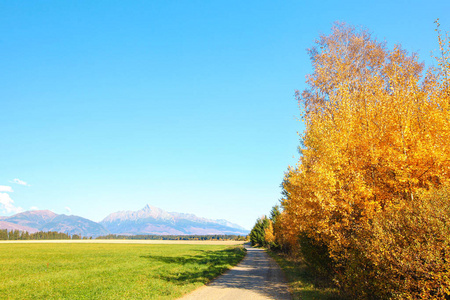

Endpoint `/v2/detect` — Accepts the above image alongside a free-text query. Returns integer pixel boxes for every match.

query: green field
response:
[0,243,246,299]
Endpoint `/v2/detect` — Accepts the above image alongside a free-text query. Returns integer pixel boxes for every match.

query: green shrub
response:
[298,232,335,281]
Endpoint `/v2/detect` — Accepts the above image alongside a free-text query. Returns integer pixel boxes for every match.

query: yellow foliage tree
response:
[264,220,275,244]
[280,22,450,259]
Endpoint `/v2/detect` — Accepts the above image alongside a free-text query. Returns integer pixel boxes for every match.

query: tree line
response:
[251,21,450,299]
[96,234,247,241]
[0,230,247,241]
[0,229,82,240]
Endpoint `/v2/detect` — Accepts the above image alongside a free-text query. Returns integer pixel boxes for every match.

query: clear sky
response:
[1,0,449,229]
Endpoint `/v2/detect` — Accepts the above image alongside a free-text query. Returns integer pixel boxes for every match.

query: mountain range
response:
[0,210,108,236]
[0,205,249,237]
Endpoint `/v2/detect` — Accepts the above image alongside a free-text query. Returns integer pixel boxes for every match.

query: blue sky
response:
[1,0,449,229]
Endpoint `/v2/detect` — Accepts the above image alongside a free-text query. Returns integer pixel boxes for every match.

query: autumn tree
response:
[278,22,450,298]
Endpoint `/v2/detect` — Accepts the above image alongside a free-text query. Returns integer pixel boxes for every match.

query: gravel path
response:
[179,244,292,300]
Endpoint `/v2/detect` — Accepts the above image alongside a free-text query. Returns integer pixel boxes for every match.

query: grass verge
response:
[0,243,246,299]
[267,250,344,300]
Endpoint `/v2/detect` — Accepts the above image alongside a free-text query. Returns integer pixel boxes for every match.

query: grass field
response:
[0,242,246,299]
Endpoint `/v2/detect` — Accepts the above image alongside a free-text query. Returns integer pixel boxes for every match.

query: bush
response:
[339,186,450,299]
[298,232,335,280]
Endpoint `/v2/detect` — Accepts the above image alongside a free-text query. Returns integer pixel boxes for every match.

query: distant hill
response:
[0,205,248,237]
[4,210,57,229]
[40,214,109,236]
[0,210,108,237]
[0,221,39,233]
[100,204,249,236]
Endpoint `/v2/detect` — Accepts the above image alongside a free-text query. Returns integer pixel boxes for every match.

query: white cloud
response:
[0,192,23,214]
[0,184,23,214]
[30,206,39,210]
[11,179,29,186]
[0,186,13,192]
[65,207,72,214]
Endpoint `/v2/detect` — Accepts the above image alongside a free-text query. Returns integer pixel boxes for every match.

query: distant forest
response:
[0,229,78,240]
[96,234,247,241]
[0,229,247,241]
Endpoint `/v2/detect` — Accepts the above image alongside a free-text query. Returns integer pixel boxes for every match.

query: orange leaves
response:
[280,21,450,253]
[264,221,275,244]
[273,22,450,298]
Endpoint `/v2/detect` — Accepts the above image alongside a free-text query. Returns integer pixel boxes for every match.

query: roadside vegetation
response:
[267,250,342,300]
[0,243,246,299]
[251,21,450,299]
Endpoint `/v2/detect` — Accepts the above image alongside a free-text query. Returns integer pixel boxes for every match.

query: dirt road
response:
[179,244,292,300]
